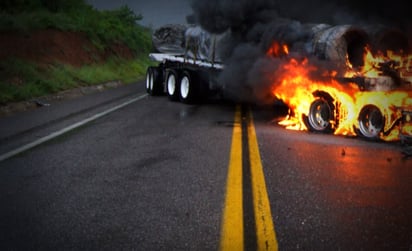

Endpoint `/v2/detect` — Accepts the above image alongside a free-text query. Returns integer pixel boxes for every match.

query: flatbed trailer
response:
[146,53,224,103]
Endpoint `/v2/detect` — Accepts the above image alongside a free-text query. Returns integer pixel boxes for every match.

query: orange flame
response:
[270,44,412,141]
[346,46,412,81]
[266,41,289,57]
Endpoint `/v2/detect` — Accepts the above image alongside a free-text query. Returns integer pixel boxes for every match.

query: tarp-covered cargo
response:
[152,24,224,63]
[152,24,188,54]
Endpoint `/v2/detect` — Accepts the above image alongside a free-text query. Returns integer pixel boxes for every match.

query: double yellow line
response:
[220,105,278,251]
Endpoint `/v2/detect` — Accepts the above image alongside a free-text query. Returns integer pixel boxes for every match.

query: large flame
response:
[270,44,412,141]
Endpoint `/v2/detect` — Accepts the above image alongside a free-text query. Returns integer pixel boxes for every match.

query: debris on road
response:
[33,100,50,107]
[401,146,412,158]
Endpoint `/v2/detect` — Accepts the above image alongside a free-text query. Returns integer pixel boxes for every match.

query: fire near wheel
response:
[305,97,335,133]
[357,105,384,139]
[166,70,180,101]
[145,66,163,96]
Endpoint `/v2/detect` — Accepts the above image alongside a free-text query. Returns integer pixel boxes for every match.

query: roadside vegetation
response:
[0,0,154,104]
[0,57,152,103]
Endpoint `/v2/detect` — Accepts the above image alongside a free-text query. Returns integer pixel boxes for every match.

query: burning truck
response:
[146,23,412,142]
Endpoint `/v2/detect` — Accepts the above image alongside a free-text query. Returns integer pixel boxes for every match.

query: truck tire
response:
[166,69,180,101]
[179,71,198,104]
[146,66,163,96]
[356,105,384,140]
[304,97,335,133]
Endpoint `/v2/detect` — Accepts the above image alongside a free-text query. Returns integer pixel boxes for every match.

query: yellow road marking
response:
[248,110,278,251]
[220,105,244,251]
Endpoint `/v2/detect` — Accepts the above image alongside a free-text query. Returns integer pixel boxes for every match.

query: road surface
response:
[0,81,411,250]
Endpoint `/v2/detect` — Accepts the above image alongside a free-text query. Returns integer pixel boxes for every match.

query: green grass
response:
[67,56,153,85]
[0,57,154,104]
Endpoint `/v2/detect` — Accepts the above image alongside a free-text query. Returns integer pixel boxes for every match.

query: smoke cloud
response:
[189,0,412,104]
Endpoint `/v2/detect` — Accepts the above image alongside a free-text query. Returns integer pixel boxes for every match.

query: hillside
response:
[0,30,135,67]
[0,0,153,115]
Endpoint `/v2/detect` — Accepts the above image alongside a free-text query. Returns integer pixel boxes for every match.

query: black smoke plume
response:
[189,0,412,104]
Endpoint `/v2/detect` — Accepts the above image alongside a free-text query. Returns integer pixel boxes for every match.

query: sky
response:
[86,0,412,31]
[86,0,193,28]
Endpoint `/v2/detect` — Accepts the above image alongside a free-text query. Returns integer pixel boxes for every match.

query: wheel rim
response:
[180,76,190,99]
[149,71,154,91]
[167,74,176,96]
[308,99,332,131]
[358,105,384,138]
[146,70,151,91]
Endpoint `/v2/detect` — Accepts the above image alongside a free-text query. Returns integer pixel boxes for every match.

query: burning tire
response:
[146,66,163,96]
[179,71,198,104]
[357,105,384,139]
[305,97,335,133]
[166,70,180,101]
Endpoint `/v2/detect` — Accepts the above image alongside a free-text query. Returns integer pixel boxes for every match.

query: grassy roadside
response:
[0,56,152,104]
[0,1,154,105]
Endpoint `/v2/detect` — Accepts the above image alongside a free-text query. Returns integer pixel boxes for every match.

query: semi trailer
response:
[145,24,224,103]
[145,23,412,142]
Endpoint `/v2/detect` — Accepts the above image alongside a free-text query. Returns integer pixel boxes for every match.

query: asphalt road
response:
[0,81,411,250]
